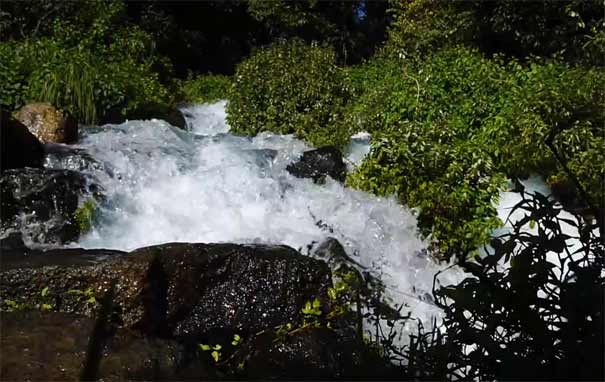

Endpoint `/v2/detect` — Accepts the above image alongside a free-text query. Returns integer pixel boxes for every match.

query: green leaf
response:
[41,286,49,297]
[199,344,211,351]
[211,350,220,362]
[232,334,241,346]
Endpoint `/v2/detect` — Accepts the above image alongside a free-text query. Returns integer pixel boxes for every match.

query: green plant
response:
[227,39,352,148]
[179,74,231,104]
[67,287,98,307]
[74,199,97,234]
[344,46,603,257]
[1,299,27,312]
[199,343,222,363]
[26,45,97,124]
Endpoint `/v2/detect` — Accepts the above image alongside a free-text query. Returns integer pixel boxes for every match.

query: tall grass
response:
[27,53,97,124]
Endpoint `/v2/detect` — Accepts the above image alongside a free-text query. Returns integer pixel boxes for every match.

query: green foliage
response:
[345,47,603,257]
[67,287,98,307]
[74,199,97,234]
[1,299,27,312]
[0,1,175,124]
[199,343,223,363]
[227,39,352,148]
[245,0,388,65]
[385,0,605,65]
[385,0,475,61]
[179,74,231,104]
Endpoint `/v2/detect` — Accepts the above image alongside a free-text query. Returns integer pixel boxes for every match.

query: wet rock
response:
[0,311,93,380]
[44,143,109,174]
[0,243,332,339]
[286,146,347,183]
[0,244,393,379]
[0,311,204,381]
[0,247,125,270]
[0,110,45,172]
[162,107,187,130]
[15,102,78,144]
[0,168,99,244]
[0,232,26,252]
[101,104,186,129]
[312,237,364,270]
[227,327,392,379]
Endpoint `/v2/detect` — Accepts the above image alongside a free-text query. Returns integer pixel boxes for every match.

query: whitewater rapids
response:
[46,101,464,334]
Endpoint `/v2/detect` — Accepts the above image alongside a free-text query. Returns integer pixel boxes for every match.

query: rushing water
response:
[42,101,464,333]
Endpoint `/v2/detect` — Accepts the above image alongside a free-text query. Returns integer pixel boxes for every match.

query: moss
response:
[74,199,96,234]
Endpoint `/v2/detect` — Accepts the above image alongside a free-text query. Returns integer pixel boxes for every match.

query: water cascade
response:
[43,101,464,333]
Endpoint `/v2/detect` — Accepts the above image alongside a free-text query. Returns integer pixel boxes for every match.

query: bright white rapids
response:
[50,101,464,334]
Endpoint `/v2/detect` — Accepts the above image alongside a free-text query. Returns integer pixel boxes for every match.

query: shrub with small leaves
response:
[227,39,352,148]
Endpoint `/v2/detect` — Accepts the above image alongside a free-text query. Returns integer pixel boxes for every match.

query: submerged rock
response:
[0,110,45,172]
[101,104,187,129]
[0,168,99,244]
[15,102,78,144]
[44,143,110,175]
[286,146,347,183]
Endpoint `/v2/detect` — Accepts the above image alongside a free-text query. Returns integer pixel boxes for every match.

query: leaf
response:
[41,303,52,311]
[232,334,241,346]
[213,344,222,351]
[199,344,211,351]
[211,350,220,363]
[41,287,49,297]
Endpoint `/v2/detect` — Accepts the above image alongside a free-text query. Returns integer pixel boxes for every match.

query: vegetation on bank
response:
[228,1,604,258]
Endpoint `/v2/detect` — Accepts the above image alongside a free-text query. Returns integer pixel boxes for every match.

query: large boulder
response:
[0,243,332,338]
[286,146,347,183]
[0,311,207,381]
[0,243,393,379]
[0,168,99,244]
[0,110,45,172]
[15,102,78,144]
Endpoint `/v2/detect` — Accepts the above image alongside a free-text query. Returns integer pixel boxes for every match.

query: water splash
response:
[43,102,465,332]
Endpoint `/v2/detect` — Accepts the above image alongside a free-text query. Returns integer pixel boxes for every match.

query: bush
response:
[179,74,231,104]
[385,0,605,65]
[0,1,175,124]
[227,39,352,147]
[374,192,604,380]
[346,48,509,256]
[345,47,604,257]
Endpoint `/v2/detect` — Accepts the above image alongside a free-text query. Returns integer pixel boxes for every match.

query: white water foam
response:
[47,101,465,334]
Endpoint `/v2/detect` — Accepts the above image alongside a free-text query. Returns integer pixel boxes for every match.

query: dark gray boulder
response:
[286,146,347,183]
[0,168,99,244]
[0,243,332,338]
[1,110,45,172]
[0,243,395,379]
[0,311,207,381]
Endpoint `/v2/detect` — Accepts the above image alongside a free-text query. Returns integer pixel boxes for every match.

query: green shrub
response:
[0,41,29,110]
[384,0,475,61]
[0,1,175,125]
[345,47,604,257]
[179,74,231,104]
[348,121,505,257]
[227,39,352,147]
[385,0,605,65]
